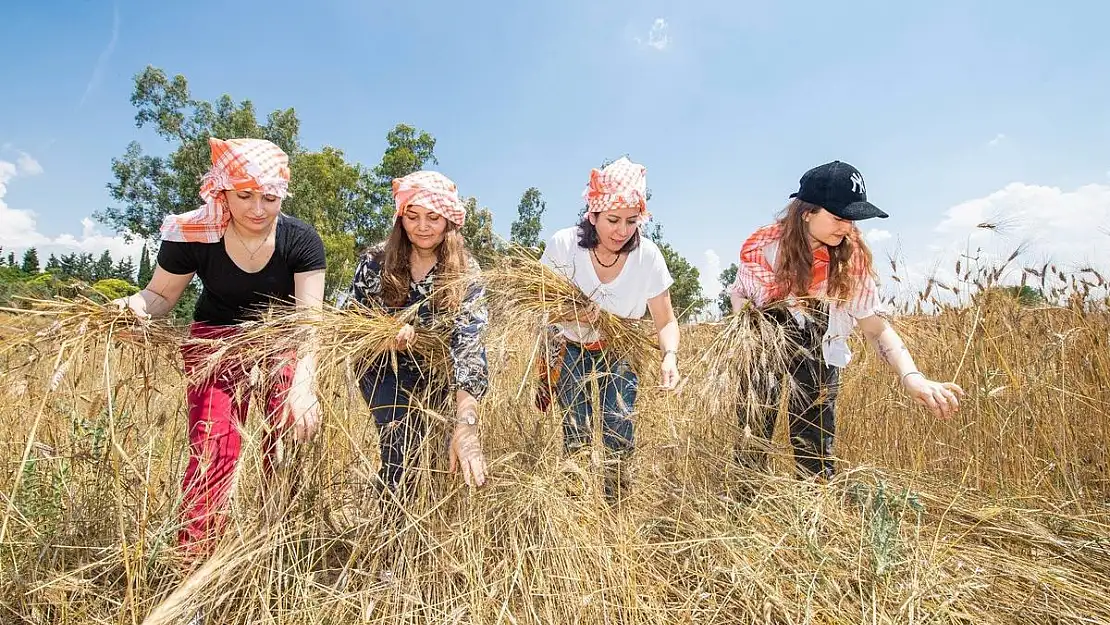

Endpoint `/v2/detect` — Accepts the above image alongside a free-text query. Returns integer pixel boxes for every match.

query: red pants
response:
[178,322,294,554]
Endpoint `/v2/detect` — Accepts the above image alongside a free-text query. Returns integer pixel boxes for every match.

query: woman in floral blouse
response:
[347,171,488,494]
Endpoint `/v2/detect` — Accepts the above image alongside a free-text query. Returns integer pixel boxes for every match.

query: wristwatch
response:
[457,411,479,426]
[662,349,678,361]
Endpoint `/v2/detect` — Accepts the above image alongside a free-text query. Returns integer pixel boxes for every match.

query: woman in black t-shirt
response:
[115,138,326,557]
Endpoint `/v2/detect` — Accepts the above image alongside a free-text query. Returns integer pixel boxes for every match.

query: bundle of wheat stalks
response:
[182,302,456,396]
[480,247,660,374]
[0,297,181,394]
[0,296,180,355]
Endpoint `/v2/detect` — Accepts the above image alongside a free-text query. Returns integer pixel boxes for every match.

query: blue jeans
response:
[359,364,447,495]
[555,342,639,455]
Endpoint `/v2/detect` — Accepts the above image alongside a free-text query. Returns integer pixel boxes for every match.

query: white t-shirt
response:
[540,226,674,344]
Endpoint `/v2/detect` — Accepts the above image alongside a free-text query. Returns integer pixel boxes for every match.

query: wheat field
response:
[1,264,1109,624]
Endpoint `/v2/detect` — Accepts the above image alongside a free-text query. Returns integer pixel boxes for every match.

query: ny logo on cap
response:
[850,172,866,194]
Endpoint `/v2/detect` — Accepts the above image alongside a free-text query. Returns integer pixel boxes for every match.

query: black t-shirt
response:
[157,214,327,326]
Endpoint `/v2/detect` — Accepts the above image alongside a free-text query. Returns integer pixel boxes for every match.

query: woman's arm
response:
[119,265,195,318]
[287,269,326,442]
[646,290,680,390]
[448,269,489,487]
[857,313,964,419]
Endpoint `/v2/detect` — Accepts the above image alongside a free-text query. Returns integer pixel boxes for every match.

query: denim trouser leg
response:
[359,365,440,496]
[555,343,639,456]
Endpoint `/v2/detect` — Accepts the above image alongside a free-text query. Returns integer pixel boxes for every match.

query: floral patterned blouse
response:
[346,244,490,400]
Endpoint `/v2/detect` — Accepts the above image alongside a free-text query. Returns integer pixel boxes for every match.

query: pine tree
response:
[114,256,136,283]
[59,253,79,279]
[76,253,96,282]
[137,244,153,285]
[44,254,61,274]
[93,250,115,281]
[20,248,40,274]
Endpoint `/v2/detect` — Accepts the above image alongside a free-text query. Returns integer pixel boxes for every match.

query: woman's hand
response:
[286,379,322,443]
[393,324,416,351]
[659,351,680,390]
[286,356,322,443]
[449,406,486,487]
[113,294,151,321]
[902,372,965,419]
[584,301,601,324]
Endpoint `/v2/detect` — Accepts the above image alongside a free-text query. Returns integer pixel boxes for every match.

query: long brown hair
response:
[774,199,875,303]
[380,217,470,312]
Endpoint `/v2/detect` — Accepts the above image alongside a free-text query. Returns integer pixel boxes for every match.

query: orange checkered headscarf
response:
[159,137,292,244]
[392,171,467,226]
[583,157,649,217]
[733,223,873,305]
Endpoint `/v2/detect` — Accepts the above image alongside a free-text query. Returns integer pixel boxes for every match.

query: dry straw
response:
[3,252,1110,624]
[480,246,659,375]
[179,301,457,397]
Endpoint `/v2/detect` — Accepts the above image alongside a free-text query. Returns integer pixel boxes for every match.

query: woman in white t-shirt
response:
[537,157,681,502]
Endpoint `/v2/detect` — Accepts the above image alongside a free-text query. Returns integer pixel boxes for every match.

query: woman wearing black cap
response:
[726,161,964,480]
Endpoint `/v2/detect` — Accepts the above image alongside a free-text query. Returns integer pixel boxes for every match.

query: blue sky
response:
[2,0,1109,307]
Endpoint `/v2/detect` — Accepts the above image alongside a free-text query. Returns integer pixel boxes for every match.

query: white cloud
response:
[935,182,1110,259]
[79,2,120,107]
[880,180,1110,306]
[699,249,722,300]
[635,18,670,51]
[0,155,142,270]
[16,153,43,176]
[865,228,892,243]
[987,133,1006,147]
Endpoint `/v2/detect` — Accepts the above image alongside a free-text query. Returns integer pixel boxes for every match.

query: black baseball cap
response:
[789,161,888,220]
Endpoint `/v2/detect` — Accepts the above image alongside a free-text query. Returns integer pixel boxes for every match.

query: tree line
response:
[8,66,723,322]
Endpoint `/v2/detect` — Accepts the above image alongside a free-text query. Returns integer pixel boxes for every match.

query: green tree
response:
[20,248,39,274]
[76,253,96,282]
[459,197,503,268]
[91,278,139,301]
[93,250,115,281]
[114,256,136,283]
[718,263,738,316]
[647,225,707,322]
[358,123,440,250]
[98,65,393,299]
[137,244,153,285]
[171,280,200,322]
[6,251,14,268]
[282,147,375,298]
[58,253,78,279]
[370,124,437,195]
[510,187,546,252]
[44,254,61,274]
[975,285,1047,307]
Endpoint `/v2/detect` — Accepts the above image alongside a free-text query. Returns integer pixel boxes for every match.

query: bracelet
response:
[901,371,924,383]
[662,349,678,360]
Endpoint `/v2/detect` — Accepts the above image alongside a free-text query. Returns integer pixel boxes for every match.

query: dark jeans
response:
[555,342,639,456]
[738,306,840,480]
[359,365,448,496]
